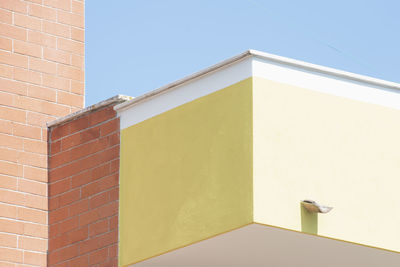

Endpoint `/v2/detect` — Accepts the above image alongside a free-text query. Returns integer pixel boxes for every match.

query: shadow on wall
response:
[301,204,318,235]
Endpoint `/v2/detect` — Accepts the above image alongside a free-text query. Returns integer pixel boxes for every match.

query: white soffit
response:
[130,223,400,267]
[115,50,400,129]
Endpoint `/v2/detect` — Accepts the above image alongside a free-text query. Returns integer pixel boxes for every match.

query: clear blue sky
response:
[85,0,400,106]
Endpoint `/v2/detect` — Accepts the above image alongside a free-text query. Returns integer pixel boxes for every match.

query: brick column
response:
[47,97,127,267]
[0,1,84,266]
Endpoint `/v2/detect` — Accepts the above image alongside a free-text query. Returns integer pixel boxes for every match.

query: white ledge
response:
[47,95,132,128]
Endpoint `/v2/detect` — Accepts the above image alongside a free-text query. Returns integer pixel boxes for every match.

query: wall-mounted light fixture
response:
[301,200,333,214]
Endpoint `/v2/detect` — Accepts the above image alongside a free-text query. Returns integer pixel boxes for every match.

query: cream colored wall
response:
[119,79,253,266]
[253,77,400,252]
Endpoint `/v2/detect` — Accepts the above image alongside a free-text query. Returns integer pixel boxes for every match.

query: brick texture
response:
[0,1,85,266]
[48,105,120,267]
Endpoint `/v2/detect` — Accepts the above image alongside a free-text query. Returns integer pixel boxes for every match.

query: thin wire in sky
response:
[245,0,381,75]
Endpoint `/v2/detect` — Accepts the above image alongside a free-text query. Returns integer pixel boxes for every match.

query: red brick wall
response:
[0,1,84,266]
[48,105,119,267]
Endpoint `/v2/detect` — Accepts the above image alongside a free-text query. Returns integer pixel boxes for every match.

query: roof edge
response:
[249,49,400,91]
[114,49,400,113]
[47,95,133,128]
[114,50,252,113]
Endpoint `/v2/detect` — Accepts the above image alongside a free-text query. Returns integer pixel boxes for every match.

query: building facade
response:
[115,51,400,266]
[1,1,400,267]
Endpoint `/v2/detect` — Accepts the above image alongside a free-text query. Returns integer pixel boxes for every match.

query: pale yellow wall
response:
[119,78,253,266]
[253,77,400,252]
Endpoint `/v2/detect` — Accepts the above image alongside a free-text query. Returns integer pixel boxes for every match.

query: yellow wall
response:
[253,77,400,252]
[119,78,253,266]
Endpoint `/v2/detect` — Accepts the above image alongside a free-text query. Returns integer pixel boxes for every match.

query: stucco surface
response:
[119,78,253,266]
[253,77,400,252]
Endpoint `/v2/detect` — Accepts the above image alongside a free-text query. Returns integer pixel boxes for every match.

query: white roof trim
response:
[114,51,251,113]
[114,49,400,113]
[249,50,400,90]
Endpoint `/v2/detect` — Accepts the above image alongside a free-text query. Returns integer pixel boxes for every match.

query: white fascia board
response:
[250,50,400,91]
[114,51,252,114]
[252,56,400,110]
[117,56,253,130]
